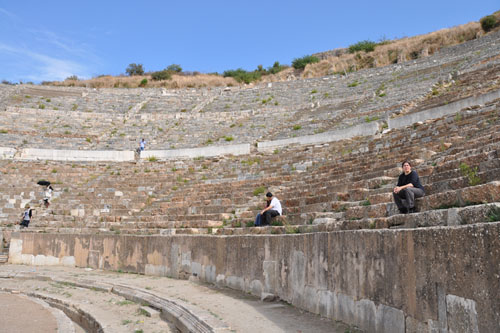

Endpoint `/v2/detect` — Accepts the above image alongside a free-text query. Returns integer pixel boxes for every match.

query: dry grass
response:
[301,21,484,78]
[48,73,238,89]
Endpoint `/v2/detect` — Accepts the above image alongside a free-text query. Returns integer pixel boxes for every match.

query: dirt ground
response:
[0,292,59,333]
[0,264,360,333]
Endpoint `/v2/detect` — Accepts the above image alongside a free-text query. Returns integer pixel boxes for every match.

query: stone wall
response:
[9,222,500,332]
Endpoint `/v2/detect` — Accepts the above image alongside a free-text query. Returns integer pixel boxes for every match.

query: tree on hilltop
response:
[166,64,182,73]
[480,15,498,32]
[126,63,145,76]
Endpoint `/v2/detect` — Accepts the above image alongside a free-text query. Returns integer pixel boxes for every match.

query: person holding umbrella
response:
[43,185,53,207]
[37,179,54,208]
[37,180,53,208]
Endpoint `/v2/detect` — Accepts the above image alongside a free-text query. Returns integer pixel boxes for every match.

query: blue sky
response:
[0,1,498,83]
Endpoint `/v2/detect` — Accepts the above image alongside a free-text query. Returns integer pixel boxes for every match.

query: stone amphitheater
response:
[0,28,499,333]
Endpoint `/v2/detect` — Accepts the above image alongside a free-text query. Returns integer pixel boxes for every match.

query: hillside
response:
[40,11,500,89]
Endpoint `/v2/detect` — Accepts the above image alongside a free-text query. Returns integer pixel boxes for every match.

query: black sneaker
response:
[409,207,417,214]
[399,208,408,214]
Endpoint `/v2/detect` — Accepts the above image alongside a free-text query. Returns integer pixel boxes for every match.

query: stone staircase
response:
[0,250,7,264]
[0,233,8,264]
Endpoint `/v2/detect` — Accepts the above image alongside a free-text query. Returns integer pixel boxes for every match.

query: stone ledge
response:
[141,143,251,160]
[388,88,500,129]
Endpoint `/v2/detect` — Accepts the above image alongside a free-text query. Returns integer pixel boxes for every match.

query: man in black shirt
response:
[393,160,425,214]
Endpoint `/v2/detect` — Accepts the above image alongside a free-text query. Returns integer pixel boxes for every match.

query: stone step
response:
[0,254,8,264]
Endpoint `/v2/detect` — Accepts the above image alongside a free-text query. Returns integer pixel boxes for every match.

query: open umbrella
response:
[37,180,51,186]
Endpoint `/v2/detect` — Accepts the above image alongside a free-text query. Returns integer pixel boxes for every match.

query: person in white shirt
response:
[259,192,282,226]
[43,185,53,208]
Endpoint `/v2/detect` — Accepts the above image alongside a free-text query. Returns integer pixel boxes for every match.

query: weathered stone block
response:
[446,294,479,333]
[405,316,430,333]
[375,303,404,333]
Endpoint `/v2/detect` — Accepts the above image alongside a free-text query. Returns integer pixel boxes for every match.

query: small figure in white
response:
[43,185,53,208]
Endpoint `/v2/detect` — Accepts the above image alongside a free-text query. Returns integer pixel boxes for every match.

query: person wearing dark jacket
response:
[20,204,34,228]
[393,160,425,214]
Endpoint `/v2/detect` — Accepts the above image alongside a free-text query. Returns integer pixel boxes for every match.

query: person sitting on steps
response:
[255,192,282,226]
[393,160,425,214]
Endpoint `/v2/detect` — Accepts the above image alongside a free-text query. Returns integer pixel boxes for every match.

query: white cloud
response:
[0,8,100,82]
[0,42,90,82]
[28,53,88,81]
[0,7,17,20]
[29,28,100,63]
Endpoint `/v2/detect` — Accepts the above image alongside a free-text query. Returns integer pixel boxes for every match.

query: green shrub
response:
[488,205,500,222]
[166,64,182,73]
[293,125,302,130]
[126,63,144,76]
[271,220,283,226]
[267,61,285,74]
[246,221,255,227]
[348,40,377,53]
[285,226,300,234]
[151,70,172,81]
[253,186,266,196]
[139,79,148,87]
[148,156,158,162]
[480,15,497,32]
[223,68,262,84]
[459,163,481,186]
[292,55,319,70]
[365,116,379,123]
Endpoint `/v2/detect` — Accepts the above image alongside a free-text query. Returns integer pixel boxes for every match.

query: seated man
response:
[393,160,425,214]
[255,192,282,226]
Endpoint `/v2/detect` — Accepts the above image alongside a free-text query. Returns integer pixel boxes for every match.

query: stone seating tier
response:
[1,30,499,150]
[14,202,499,237]
[0,99,498,233]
